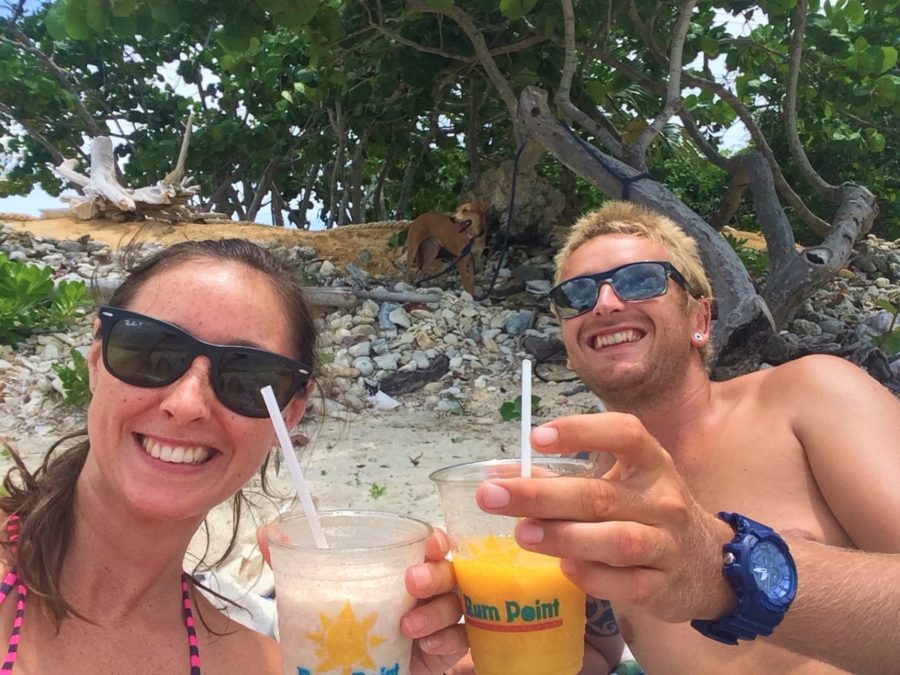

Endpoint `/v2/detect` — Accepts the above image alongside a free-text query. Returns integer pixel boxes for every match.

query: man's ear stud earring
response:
[693,332,704,342]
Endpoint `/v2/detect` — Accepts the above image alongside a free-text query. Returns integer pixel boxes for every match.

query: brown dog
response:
[404,202,486,295]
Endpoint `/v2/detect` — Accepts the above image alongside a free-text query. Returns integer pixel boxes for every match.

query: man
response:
[476,201,900,673]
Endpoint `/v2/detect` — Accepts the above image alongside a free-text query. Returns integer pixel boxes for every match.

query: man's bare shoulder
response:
[759,354,896,402]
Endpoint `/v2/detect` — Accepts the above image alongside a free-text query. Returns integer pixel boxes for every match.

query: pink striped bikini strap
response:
[0,517,26,674]
[182,574,202,675]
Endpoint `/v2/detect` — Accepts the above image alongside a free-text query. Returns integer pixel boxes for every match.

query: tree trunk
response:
[463,76,483,195]
[348,125,374,224]
[247,158,281,222]
[397,113,438,217]
[517,86,764,375]
[327,104,347,229]
[372,149,394,221]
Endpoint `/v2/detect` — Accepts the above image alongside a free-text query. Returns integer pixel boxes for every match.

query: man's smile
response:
[591,329,644,350]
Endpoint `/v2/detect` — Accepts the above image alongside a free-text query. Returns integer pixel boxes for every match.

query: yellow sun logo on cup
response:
[306,601,386,674]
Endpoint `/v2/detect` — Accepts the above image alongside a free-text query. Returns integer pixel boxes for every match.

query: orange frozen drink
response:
[453,535,585,675]
[430,458,595,675]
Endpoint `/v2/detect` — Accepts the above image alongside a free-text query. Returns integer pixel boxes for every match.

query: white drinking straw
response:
[260,385,328,549]
[520,358,533,478]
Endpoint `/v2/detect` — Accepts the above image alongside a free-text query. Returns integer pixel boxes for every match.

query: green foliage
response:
[52,348,92,406]
[722,233,771,281]
[873,299,900,356]
[499,394,541,422]
[369,482,387,499]
[2,0,895,242]
[0,254,93,345]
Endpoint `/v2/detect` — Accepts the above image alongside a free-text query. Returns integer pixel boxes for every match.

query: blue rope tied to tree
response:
[557,119,653,199]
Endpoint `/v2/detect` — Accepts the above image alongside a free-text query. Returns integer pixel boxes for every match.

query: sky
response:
[0,6,755,222]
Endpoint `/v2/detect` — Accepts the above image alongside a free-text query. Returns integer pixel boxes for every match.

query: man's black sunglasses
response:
[97,306,313,418]
[549,261,693,319]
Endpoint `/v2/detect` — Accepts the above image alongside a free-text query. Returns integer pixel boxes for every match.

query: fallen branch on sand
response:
[47,114,228,223]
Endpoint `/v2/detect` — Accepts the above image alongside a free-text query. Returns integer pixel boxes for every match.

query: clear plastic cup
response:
[267,510,432,675]
[430,458,595,675]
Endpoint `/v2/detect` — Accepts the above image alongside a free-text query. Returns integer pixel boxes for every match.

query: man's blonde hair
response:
[554,201,714,362]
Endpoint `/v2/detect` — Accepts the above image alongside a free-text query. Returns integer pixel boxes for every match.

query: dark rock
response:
[380,355,450,396]
[522,335,565,362]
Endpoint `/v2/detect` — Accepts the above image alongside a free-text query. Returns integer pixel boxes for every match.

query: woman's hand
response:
[402,529,470,675]
[257,523,470,674]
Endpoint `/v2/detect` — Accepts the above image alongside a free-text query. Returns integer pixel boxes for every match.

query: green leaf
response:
[217,28,253,53]
[700,35,719,58]
[499,395,541,421]
[424,0,453,8]
[880,46,898,73]
[499,0,538,20]
[499,400,521,421]
[52,349,92,406]
[85,0,109,32]
[108,0,137,17]
[864,128,886,153]
[45,2,70,41]
[64,0,92,40]
[845,0,865,25]
[875,299,898,314]
[149,0,179,28]
[271,0,317,29]
[874,330,900,356]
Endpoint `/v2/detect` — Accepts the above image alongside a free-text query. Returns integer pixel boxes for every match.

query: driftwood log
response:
[47,115,228,223]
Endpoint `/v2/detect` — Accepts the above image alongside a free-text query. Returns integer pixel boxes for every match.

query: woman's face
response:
[84,259,310,522]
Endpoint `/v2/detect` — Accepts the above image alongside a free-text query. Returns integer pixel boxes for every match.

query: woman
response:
[0,239,466,673]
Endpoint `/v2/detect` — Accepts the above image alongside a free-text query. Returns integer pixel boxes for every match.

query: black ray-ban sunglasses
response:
[549,261,694,319]
[97,306,313,418]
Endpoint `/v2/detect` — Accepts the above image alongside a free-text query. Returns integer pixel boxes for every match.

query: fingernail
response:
[409,563,431,590]
[403,611,428,635]
[419,634,443,652]
[480,483,511,508]
[517,522,544,544]
[560,558,576,576]
[532,425,558,448]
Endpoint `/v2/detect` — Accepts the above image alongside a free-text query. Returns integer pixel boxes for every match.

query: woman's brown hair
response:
[0,239,318,629]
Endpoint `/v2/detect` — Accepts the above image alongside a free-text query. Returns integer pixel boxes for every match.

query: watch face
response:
[750,540,795,602]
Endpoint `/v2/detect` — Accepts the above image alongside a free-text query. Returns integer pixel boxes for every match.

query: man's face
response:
[557,234,707,403]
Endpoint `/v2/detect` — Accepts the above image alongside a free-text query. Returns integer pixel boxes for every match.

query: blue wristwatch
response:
[691,512,798,645]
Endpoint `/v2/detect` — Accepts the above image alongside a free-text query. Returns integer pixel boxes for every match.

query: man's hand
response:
[475,413,736,624]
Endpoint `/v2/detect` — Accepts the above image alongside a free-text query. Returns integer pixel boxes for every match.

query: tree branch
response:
[0,27,103,136]
[0,102,66,165]
[554,0,623,157]
[626,0,697,169]
[409,0,523,143]
[678,109,730,171]
[784,0,840,202]
[625,0,666,64]
[517,86,762,367]
[711,170,749,231]
[680,70,832,237]
[615,2,831,235]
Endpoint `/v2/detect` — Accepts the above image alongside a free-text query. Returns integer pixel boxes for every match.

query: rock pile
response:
[1,223,897,444]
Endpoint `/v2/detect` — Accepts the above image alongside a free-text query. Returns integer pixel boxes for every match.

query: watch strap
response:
[691,511,796,645]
